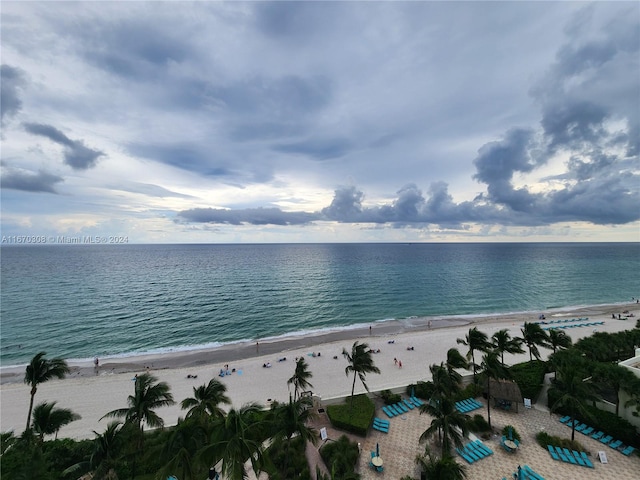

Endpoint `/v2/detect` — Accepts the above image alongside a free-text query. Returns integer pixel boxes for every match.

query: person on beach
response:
[394,357,398,365]
[398,360,402,368]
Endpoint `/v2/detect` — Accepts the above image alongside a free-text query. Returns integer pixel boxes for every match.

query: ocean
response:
[1,243,638,366]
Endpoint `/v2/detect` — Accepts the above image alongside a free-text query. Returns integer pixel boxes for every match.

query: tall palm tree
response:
[491,329,525,365]
[31,401,80,441]
[445,348,468,388]
[548,329,572,354]
[102,371,175,475]
[270,395,318,474]
[520,322,550,361]
[63,421,124,480]
[551,361,598,442]
[478,351,511,430]
[429,363,459,400]
[157,418,209,480]
[24,351,70,431]
[198,402,267,480]
[456,327,490,381]
[287,357,314,401]
[181,378,231,421]
[419,396,468,457]
[593,363,640,416]
[342,341,380,410]
[416,447,467,480]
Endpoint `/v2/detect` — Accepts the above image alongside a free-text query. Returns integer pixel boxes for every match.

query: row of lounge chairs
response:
[538,317,589,325]
[455,397,482,413]
[372,417,389,433]
[547,445,594,468]
[558,416,636,456]
[381,396,423,418]
[543,321,603,331]
[456,439,493,464]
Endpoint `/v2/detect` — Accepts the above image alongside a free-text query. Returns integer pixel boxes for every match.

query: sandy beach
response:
[1,303,637,441]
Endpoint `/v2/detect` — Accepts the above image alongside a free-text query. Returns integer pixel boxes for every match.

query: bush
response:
[467,414,491,433]
[381,389,401,405]
[407,381,434,400]
[326,394,375,436]
[501,425,521,442]
[510,360,547,401]
[319,435,361,479]
[455,383,483,401]
[535,431,587,453]
[267,436,312,480]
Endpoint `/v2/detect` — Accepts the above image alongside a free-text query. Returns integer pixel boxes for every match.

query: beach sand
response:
[1,303,637,441]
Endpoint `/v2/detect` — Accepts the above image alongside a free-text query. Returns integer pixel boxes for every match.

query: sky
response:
[1,1,639,244]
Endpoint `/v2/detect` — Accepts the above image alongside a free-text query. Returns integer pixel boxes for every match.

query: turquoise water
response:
[1,243,638,365]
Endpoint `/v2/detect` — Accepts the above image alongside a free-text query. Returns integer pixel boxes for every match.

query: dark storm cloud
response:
[1,65,26,125]
[23,123,104,170]
[127,143,231,177]
[1,168,63,193]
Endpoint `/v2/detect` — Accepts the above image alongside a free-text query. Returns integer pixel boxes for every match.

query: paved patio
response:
[308,397,640,480]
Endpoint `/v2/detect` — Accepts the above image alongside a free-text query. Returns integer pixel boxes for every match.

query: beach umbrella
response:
[376,442,380,457]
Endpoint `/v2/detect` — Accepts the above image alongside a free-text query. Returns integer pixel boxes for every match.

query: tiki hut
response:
[486,378,524,412]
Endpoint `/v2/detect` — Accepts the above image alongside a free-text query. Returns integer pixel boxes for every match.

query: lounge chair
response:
[555,446,569,462]
[547,445,560,460]
[608,439,623,450]
[599,435,613,445]
[396,402,409,413]
[575,423,586,432]
[562,447,577,464]
[403,398,415,409]
[474,440,493,455]
[621,445,635,456]
[591,430,604,440]
[559,415,571,424]
[571,450,586,467]
[410,395,424,406]
[456,448,474,464]
[382,406,394,418]
[579,451,594,468]
[581,426,594,435]
[522,464,546,480]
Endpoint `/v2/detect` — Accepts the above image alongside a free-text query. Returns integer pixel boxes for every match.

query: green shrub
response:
[319,435,361,479]
[455,383,483,401]
[326,394,375,436]
[467,414,491,433]
[501,425,521,442]
[407,381,434,399]
[381,389,401,405]
[509,360,547,401]
[535,431,587,453]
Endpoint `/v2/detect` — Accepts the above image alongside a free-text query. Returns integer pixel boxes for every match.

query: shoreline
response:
[0,302,637,440]
[1,302,636,385]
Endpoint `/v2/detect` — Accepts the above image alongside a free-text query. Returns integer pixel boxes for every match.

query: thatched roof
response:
[486,378,523,404]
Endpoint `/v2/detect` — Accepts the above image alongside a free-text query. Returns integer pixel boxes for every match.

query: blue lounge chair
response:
[572,450,586,467]
[547,445,560,460]
[474,440,493,455]
[600,435,613,445]
[575,423,586,432]
[382,406,394,418]
[559,415,571,424]
[403,398,415,409]
[621,445,635,456]
[579,451,594,468]
[396,402,409,413]
[522,465,546,480]
[456,448,474,464]
[581,426,594,435]
[591,430,604,440]
[411,396,424,406]
[562,447,577,464]
[555,446,569,462]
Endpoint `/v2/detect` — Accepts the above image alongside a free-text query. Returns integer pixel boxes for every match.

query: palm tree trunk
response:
[26,388,36,431]
[350,373,357,412]
[487,381,492,429]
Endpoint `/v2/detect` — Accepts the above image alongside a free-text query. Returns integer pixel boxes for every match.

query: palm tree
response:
[445,348,468,388]
[101,371,175,475]
[478,351,511,430]
[287,357,314,401]
[416,447,467,480]
[548,329,572,354]
[24,351,70,431]
[181,378,231,421]
[491,329,524,365]
[593,363,640,416]
[270,395,318,474]
[63,421,124,480]
[157,418,208,480]
[198,402,267,480]
[456,327,490,381]
[520,322,550,361]
[342,341,380,411]
[419,396,468,457]
[31,401,80,441]
[429,363,459,400]
[551,361,598,441]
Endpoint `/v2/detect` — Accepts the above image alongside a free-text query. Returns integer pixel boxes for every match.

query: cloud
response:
[23,123,105,170]
[177,207,319,226]
[1,167,63,193]
[1,65,26,125]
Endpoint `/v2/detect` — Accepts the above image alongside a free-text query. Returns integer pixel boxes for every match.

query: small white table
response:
[372,456,383,467]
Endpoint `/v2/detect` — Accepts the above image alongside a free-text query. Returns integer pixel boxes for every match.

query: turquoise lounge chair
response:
[621,445,635,456]
[559,415,571,424]
[599,435,613,445]
[547,445,560,460]
[579,451,594,468]
[581,426,594,435]
[591,430,604,440]
[562,447,577,464]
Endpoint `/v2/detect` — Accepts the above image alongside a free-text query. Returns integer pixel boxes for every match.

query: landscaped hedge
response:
[381,389,402,405]
[535,431,587,453]
[326,394,375,436]
[407,381,434,400]
[509,360,547,401]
